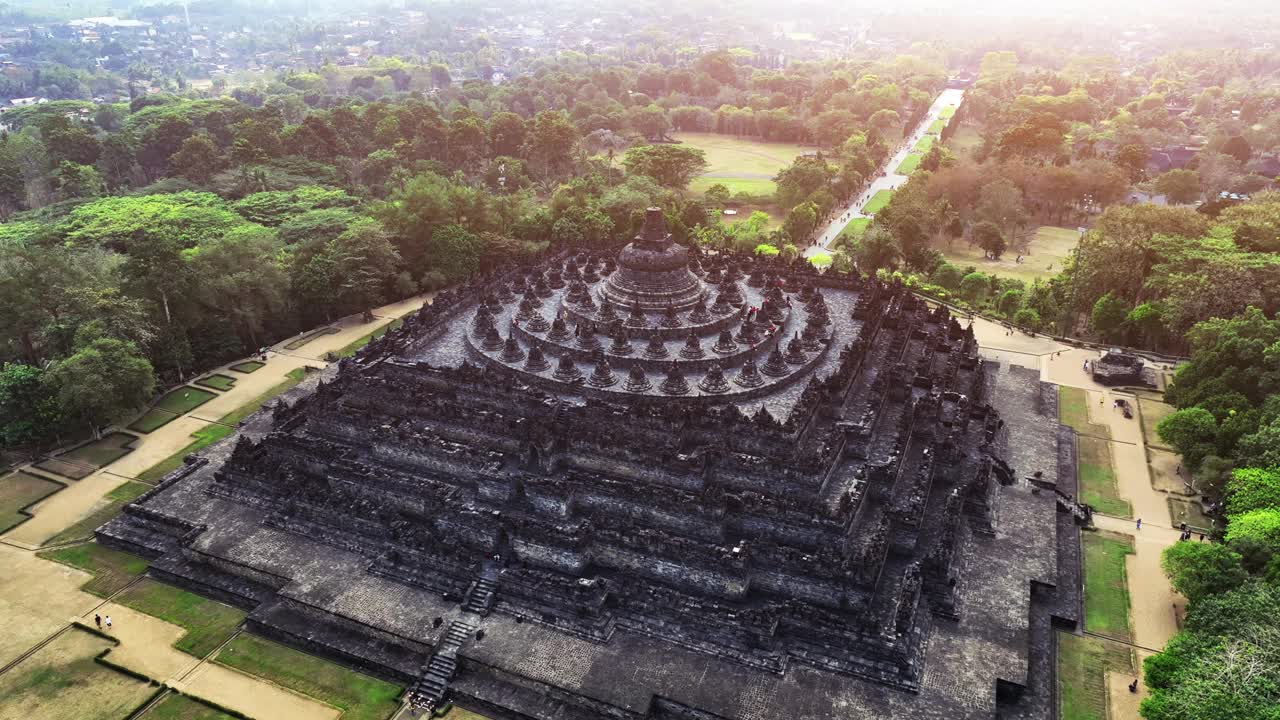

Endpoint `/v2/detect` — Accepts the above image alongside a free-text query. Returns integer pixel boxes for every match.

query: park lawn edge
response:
[1081,530,1135,641]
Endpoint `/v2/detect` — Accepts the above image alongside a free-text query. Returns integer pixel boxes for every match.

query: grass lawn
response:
[54,432,139,472]
[1059,386,1110,438]
[136,368,308,483]
[927,119,945,134]
[673,132,811,198]
[939,106,956,119]
[0,628,156,720]
[214,633,402,720]
[115,579,246,658]
[948,125,983,156]
[1078,436,1131,518]
[140,693,237,720]
[938,225,1079,287]
[1138,395,1174,450]
[1082,530,1134,641]
[284,326,340,351]
[155,387,217,415]
[1,471,66,533]
[194,374,236,392]
[864,189,894,215]
[128,408,181,434]
[913,135,935,152]
[228,361,264,374]
[1057,631,1134,720]
[38,541,149,596]
[690,176,776,196]
[44,481,150,546]
[896,152,923,175]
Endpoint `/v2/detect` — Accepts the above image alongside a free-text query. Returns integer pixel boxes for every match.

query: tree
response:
[782,201,819,243]
[54,162,104,199]
[960,272,991,303]
[46,338,155,438]
[854,226,900,275]
[1220,135,1252,165]
[188,226,287,349]
[628,104,669,142]
[1225,508,1280,557]
[0,362,60,449]
[621,145,707,191]
[1157,408,1219,471]
[1090,291,1131,341]
[487,112,527,158]
[168,135,221,185]
[1236,419,1280,470]
[1160,542,1247,604]
[1013,308,1042,331]
[1114,143,1149,182]
[330,219,402,322]
[525,110,578,179]
[932,263,964,290]
[973,220,1006,259]
[1225,468,1280,517]
[1154,169,1201,205]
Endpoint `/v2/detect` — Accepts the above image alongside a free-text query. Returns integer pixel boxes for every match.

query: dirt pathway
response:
[176,662,342,720]
[0,544,99,667]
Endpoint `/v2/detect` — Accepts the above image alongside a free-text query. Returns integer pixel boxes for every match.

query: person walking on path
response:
[104,615,112,630]
[94,614,101,628]
[1136,518,1142,530]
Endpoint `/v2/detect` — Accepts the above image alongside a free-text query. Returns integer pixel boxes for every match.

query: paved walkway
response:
[804,88,965,258]
[2,295,430,549]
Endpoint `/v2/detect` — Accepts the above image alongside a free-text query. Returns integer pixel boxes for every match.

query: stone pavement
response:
[804,87,966,259]
[2,294,431,549]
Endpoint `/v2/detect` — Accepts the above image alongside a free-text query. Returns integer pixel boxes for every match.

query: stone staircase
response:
[462,576,498,615]
[407,616,478,711]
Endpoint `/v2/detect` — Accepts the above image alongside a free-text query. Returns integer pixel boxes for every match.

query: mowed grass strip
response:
[60,431,139,469]
[136,367,308,483]
[156,387,217,415]
[1058,386,1111,439]
[1138,395,1174,450]
[228,360,264,374]
[864,189,894,215]
[939,105,956,119]
[284,326,339,351]
[194,374,236,392]
[214,633,402,720]
[1056,631,1134,720]
[1082,530,1134,641]
[44,481,150,546]
[129,408,181,434]
[140,693,238,720]
[38,541,150,596]
[1077,436,1131,517]
[928,118,945,134]
[115,579,246,658]
[896,152,923,175]
[1,471,66,532]
[913,135,935,152]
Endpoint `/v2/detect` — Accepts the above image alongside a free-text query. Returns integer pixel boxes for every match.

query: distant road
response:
[804,88,966,258]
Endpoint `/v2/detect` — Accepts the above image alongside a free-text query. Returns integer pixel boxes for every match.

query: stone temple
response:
[102,209,1083,719]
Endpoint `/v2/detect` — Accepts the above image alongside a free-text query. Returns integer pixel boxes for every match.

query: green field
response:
[672,132,811,197]
[1082,530,1134,641]
[896,152,923,175]
[61,432,138,468]
[913,135,935,152]
[283,327,340,351]
[939,225,1079,286]
[1057,632,1134,720]
[927,119,946,134]
[1,472,65,533]
[864,190,894,215]
[39,542,150,597]
[0,628,156,720]
[129,408,181,434]
[115,579,246,658]
[215,634,402,720]
[1138,395,1174,450]
[195,374,236,392]
[1078,436,1131,518]
[141,693,237,720]
[156,388,217,415]
[228,361,265,374]
[939,106,956,119]
[45,481,150,546]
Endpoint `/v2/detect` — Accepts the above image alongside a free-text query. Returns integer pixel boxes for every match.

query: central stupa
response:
[600,207,706,311]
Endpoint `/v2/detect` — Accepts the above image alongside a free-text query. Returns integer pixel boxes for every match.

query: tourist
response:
[1129,679,1138,693]
[94,614,101,628]
[104,615,112,629]
[1136,518,1142,530]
